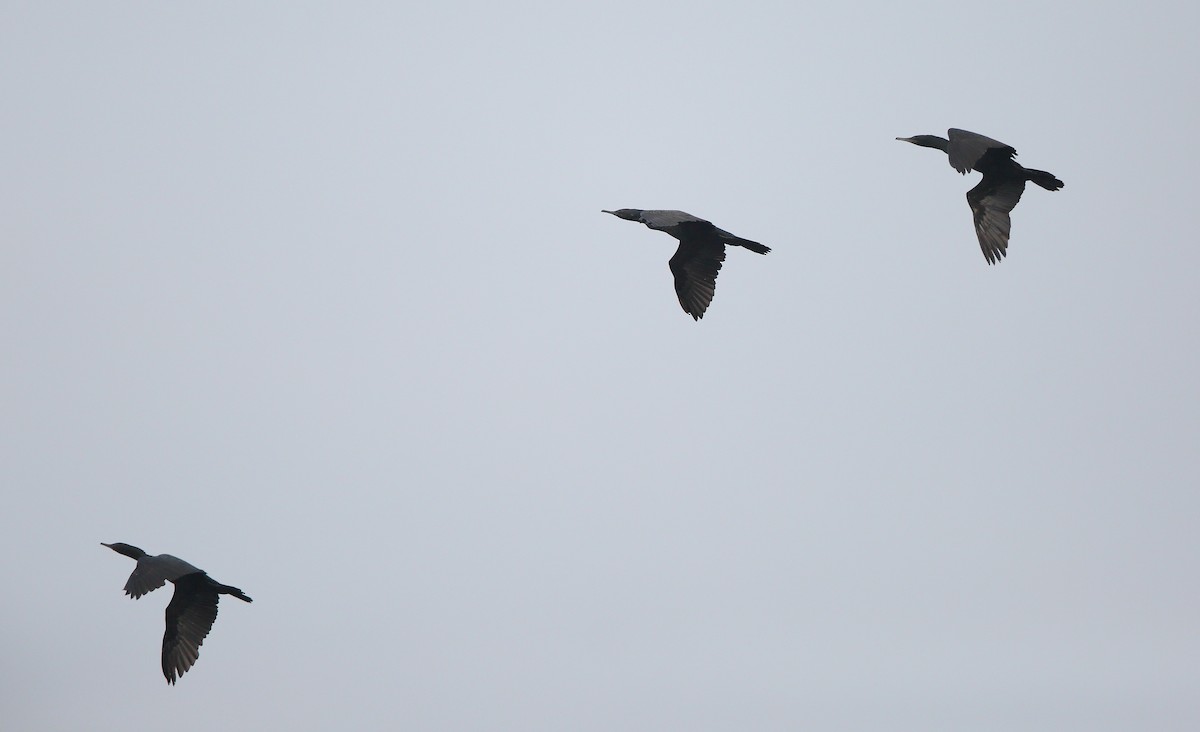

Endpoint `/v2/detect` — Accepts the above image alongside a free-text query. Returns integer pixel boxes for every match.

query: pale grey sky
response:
[2,2,1198,730]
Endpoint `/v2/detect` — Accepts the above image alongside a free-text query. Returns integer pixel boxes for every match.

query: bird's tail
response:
[219,584,253,603]
[733,238,771,255]
[1025,168,1064,191]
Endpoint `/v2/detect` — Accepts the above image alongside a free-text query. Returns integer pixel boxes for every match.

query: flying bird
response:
[102,542,252,684]
[602,209,770,319]
[896,129,1063,263]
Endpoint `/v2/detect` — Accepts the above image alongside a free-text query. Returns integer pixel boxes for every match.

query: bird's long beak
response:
[601,210,615,215]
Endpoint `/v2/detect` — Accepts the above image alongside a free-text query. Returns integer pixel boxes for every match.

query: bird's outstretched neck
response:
[896,134,950,152]
[601,208,643,222]
[102,542,148,560]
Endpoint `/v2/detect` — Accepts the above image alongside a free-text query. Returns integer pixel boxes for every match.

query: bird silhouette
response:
[897,129,1063,263]
[602,209,770,319]
[102,542,251,684]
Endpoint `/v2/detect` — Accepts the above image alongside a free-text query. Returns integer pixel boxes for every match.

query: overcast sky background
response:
[2,2,1198,730]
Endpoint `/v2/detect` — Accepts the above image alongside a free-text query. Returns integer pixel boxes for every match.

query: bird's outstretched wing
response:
[161,574,220,684]
[669,239,726,320]
[124,567,167,599]
[124,554,202,599]
[967,177,1026,264]
[948,128,1014,174]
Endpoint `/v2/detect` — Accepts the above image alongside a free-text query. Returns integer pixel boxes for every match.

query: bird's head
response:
[602,209,643,222]
[102,542,148,560]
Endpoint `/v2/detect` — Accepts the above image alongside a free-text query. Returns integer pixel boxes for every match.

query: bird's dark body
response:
[972,146,1019,175]
[972,146,1060,188]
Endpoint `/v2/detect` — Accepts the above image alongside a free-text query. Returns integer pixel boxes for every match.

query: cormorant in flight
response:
[897,129,1063,263]
[602,209,770,319]
[102,542,251,684]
